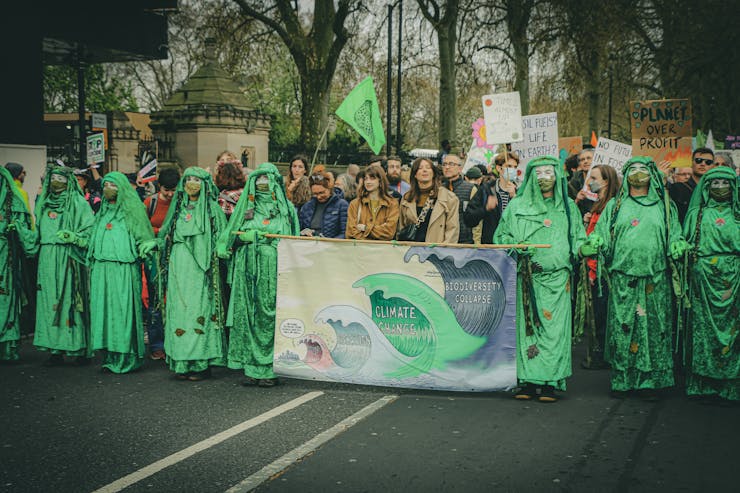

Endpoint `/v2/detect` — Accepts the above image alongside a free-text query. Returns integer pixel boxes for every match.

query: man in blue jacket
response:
[299,169,348,238]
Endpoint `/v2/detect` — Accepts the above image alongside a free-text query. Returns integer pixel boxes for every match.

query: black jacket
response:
[464,181,503,244]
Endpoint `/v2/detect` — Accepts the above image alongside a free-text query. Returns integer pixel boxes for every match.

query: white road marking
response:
[225,394,398,493]
[92,391,324,493]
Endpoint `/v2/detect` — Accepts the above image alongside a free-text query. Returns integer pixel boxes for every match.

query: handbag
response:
[397,197,434,241]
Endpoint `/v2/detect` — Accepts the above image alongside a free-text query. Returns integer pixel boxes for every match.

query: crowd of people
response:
[0,145,737,403]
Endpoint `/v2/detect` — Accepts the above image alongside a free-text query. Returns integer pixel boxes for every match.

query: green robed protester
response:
[494,156,587,403]
[217,163,300,387]
[682,167,739,402]
[158,167,227,381]
[33,164,94,365]
[590,157,690,399]
[89,171,158,373]
[0,167,37,361]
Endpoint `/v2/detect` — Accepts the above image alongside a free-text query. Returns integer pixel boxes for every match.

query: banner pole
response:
[231,232,550,250]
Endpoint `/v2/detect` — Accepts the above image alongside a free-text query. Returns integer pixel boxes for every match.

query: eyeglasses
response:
[694,157,714,165]
[442,161,460,167]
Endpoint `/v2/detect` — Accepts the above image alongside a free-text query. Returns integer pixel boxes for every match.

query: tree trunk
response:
[438,25,457,147]
[586,56,601,136]
[507,0,532,115]
[299,69,331,153]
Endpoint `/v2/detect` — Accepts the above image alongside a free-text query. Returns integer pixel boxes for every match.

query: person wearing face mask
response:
[576,165,621,370]
[157,168,227,381]
[464,152,519,244]
[32,165,94,366]
[586,157,690,400]
[345,165,399,241]
[88,172,158,374]
[0,167,37,362]
[494,156,587,403]
[216,163,300,387]
[682,167,739,402]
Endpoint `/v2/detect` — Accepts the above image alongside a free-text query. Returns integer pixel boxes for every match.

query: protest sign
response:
[138,153,157,184]
[630,99,692,168]
[482,92,523,145]
[510,112,559,171]
[86,133,105,165]
[581,137,632,200]
[559,136,583,157]
[274,239,517,392]
[462,139,495,173]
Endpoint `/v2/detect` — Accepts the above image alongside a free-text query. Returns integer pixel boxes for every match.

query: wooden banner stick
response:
[231,232,550,250]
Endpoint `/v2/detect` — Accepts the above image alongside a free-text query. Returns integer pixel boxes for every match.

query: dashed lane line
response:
[225,394,399,493]
[92,391,324,493]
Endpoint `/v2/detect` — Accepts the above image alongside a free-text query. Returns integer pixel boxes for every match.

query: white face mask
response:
[503,168,518,181]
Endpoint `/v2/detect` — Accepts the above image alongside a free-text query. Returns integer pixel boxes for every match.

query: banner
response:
[482,92,523,145]
[511,112,559,170]
[630,99,692,168]
[274,239,517,392]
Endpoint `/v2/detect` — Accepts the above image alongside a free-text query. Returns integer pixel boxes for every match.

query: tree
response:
[416,0,460,147]
[233,0,360,152]
[43,64,139,113]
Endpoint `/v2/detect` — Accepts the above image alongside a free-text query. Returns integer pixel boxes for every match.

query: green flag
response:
[335,76,386,154]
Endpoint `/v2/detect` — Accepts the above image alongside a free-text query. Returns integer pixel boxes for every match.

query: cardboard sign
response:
[510,112,559,170]
[630,99,692,168]
[558,136,583,157]
[582,137,632,200]
[482,92,524,145]
[86,133,105,165]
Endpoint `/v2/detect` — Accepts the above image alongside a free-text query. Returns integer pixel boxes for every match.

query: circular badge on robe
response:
[631,218,640,227]
[48,211,58,220]
[185,213,192,222]
[262,219,270,225]
[105,223,112,230]
[715,218,726,227]
[543,219,552,227]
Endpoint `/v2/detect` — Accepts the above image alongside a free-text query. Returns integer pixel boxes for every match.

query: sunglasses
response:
[694,157,714,165]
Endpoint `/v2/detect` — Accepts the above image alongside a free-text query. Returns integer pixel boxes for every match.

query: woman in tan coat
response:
[346,165,399,240]
[398,157,459,244]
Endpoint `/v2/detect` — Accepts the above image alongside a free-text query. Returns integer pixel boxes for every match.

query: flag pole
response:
[309,122,332,176]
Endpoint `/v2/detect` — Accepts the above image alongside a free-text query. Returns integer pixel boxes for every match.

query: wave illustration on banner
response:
[274,240,517,391]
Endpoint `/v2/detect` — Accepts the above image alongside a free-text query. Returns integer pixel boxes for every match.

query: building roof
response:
[159,41,253,112]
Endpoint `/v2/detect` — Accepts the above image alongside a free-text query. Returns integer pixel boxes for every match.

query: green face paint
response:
[50,174,68,193]
[103,182,118,201]
[184,176,202,196]
[535,165,556,193]
[627,163,650,187]
[709,178,731,201]
[255,175,270,192]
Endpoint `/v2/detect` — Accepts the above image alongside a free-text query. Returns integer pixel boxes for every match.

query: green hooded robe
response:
[88,172,155,373]
[494,156,586,391]
[217,163,299,380]
[33,165,94,356]
[0,167,38,360]
[158,167,227,374]
[682,167,739,400]
[594,157,684,392]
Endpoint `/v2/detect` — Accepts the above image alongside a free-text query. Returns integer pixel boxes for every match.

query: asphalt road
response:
[1,340,737,493]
